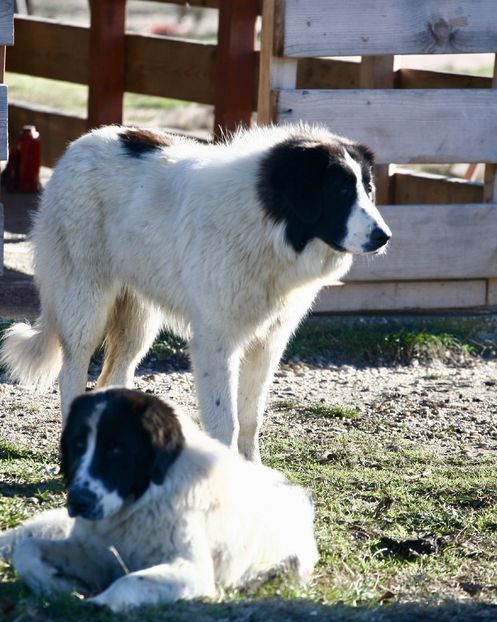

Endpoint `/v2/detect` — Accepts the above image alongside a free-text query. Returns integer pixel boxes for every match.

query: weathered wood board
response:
[314,279,488,313]
[0,0,13,46]
[7,17,89,84]
[126,34,217,105]
[0,85,7,160]
[279,0,497,57]
[392,170,483,206]
[276,89,497,164]
[347,204,497,281]
[9,102,86,168]
[0,201,3,277]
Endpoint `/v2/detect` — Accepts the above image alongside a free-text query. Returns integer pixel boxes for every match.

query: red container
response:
[16,125,41,193]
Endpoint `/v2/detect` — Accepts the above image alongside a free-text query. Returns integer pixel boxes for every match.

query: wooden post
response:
[257,0,298,125]
[87,0,126,129]
[0,45,5,276]
[483,55,497,204]
[359,56,394,204]
[483,55,497,306]
[214,0,257,139]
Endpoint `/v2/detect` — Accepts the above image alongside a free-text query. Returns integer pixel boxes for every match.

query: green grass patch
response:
[275,399,360,420]
[133,315,497,371]
[0,441,62,528]
[285,316,495,365]
[2,420,497,619]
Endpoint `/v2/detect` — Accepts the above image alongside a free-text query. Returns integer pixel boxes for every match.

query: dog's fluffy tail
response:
[0,318,62,389]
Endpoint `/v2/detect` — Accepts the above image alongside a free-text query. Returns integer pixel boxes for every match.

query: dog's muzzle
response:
[363,225,392,253]
[67,485,102,520]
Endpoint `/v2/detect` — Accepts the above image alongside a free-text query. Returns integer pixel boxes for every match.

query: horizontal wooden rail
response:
[146,0,262,12]
[0,0,14,46]
[126,33,216,104]
[315,279,489,313]
[347,203,497,281]
[297,59,494,90]
[0,85,6,159]
[276,89,497,164]
[7,18,494,111]
[7,17,89,83]
[397,67,491,90]
[7,16,217,105]
[279,0,497,57]
[391,170,483,205]
[9,102,86,167]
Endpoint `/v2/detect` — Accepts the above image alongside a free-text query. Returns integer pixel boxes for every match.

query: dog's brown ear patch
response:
[118,128,173,158]
[141,396,185,484]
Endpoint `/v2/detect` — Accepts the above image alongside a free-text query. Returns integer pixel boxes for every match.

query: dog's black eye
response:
[338,185,355,200]
[73,436,87,452]
[106,443,123,456]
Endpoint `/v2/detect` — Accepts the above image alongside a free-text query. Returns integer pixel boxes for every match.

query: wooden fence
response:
[259,0,497,312]
[5,0,497,310]
[6,0,260,167]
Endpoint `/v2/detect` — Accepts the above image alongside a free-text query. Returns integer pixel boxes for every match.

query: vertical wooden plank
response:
[257,0,298,124]
[488,279,497,306]
[0,45,5,83]
[483,56,497,307]
[483,55,497,204]
[87,0,126,129]
[359,56,394,204]
[0,45,4,276]
[214,0,258,139]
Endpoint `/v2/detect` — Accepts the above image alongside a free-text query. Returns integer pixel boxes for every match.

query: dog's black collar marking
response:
[118,129,172,158]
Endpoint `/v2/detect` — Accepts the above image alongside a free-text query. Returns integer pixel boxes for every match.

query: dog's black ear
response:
[141,397,185,484]
[259,139,332,225]
[347,143,375,168]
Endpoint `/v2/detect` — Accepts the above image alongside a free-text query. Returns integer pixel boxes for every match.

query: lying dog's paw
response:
[87,576,144,613]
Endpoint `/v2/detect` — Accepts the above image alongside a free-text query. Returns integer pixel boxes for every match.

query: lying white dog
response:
[1,124,391,461]
[0,388,318,612]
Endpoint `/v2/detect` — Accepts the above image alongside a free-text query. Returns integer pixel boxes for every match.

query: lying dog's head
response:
[60,388,184,521]
[257,132,391,254]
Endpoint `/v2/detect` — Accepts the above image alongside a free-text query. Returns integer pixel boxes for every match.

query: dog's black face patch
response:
[257,136,375,253]
[61,389,184,519]
[118,128,173,158]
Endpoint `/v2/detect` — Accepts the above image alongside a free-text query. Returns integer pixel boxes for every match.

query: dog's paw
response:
[87,577,143,613]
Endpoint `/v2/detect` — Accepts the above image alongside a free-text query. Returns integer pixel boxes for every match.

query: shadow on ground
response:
[0,590,495,622]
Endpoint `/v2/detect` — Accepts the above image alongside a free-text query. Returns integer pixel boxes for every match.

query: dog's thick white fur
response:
[1,124,390,461]
[0,390,318,612]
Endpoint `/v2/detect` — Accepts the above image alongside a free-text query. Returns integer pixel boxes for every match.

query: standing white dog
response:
[1,124,391,461]
[0,388,318,612]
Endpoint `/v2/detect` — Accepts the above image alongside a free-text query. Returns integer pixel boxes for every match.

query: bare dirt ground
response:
[1,355,496,462]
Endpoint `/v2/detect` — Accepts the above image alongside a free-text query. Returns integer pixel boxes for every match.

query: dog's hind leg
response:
[237,322,297,462]
[96,290,162,389]
[58,283,116,420]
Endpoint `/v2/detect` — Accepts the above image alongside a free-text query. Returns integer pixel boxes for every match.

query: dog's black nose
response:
[370,227,391,249]
[67,486,99,519]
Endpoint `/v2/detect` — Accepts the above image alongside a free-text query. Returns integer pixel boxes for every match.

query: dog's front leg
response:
[238,322,297,462]
[189,333,241,448]
[88,515,216,612]
[88,557,216,612]
[12,537,106,596]
[0,508,72,560]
